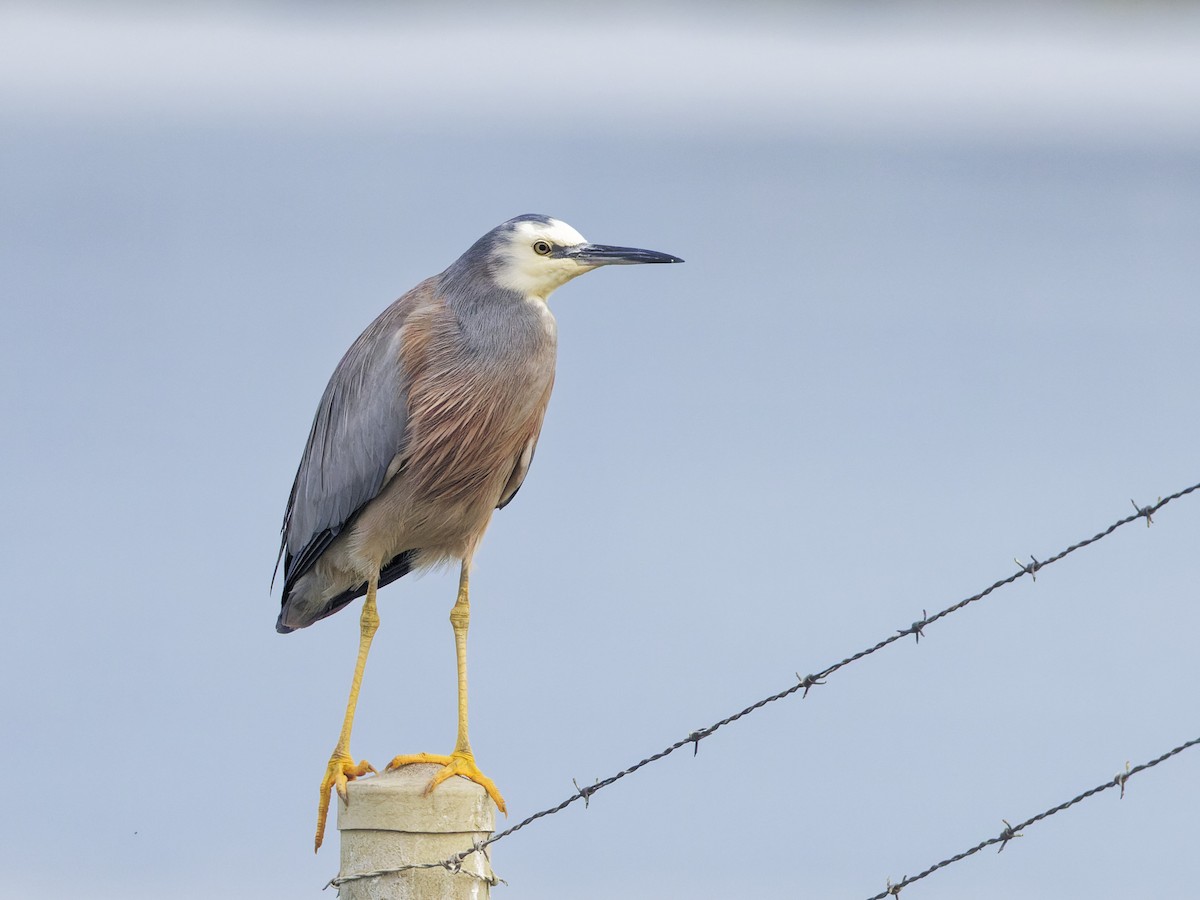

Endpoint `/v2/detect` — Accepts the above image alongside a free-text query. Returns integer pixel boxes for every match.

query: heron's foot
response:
[314,752,376,853]
[386,750,507,814]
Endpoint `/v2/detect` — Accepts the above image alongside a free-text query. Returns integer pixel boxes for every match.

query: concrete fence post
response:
[335,763,497,899]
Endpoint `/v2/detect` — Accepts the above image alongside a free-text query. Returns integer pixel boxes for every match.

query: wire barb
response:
[1115,761,1132,799]
[572,777,599,808]
[1014,555,1042,581]
[687,727,714,756]
[997,819,1022,853]
[1131,498,1159,527]
[898,609,929,643]
[796,673,825,697]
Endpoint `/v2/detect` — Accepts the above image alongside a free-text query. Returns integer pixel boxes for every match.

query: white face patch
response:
[515,218,587,248]
[493,218,595,300]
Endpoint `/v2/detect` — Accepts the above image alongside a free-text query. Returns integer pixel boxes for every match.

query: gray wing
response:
[278,287,428,595]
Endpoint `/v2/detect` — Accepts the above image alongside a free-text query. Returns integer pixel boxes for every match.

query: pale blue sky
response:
[2,3,1198,898]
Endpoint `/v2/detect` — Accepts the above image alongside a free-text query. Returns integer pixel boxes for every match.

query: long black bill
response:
[559,243,684,265]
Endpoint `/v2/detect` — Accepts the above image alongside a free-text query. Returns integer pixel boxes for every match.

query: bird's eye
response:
[533,240,552,256]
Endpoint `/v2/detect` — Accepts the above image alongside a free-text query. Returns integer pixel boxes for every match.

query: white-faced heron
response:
[276,214,683,850]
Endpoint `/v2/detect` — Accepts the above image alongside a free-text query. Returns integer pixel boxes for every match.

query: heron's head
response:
[464,214,683,302]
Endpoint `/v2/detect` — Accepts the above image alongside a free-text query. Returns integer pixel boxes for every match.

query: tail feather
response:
[276,550,417,633]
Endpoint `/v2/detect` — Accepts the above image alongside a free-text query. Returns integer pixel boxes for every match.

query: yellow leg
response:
[387,560,506,813]
[314,576,380,853]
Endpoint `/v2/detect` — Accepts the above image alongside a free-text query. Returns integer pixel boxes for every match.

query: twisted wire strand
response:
[867,735,1200,899]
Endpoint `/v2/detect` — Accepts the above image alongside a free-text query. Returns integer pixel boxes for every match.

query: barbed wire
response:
[868,734,1200,899]
[327,481,1199,892]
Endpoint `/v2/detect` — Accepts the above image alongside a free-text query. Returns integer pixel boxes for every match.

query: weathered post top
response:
[335,764,497,899]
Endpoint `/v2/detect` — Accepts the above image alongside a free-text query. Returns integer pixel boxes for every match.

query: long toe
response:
[387,750,506,814]
[315,752,376,852]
